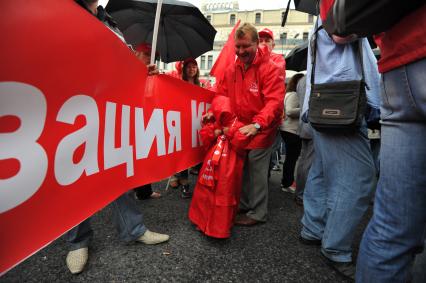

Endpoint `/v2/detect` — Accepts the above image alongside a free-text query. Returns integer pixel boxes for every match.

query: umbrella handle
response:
[150,0,163,65]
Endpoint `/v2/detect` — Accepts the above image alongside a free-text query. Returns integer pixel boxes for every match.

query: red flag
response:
[210,20,240,85]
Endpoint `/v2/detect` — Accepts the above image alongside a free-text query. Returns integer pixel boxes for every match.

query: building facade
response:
[160,0,315,80]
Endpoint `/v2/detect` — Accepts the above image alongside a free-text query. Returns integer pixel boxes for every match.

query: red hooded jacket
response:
[374,5,426,73]
[216,46,285,149]
[270,52,286,71]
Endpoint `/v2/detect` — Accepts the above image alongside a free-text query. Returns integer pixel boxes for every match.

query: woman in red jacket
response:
[169,58,207,198]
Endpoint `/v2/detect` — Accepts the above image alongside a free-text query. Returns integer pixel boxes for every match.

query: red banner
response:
[0,0,214,274]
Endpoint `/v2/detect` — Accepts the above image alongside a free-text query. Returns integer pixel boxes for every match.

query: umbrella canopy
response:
[282,0,318,27]
[294,0,318,16]
[106,0,217,63]
[285,42,308,72]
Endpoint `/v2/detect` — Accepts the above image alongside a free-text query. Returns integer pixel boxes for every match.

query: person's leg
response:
[134,184,153,200]
[65,218,93,251]
[112,191,147,242]
[179,169,192,198]
[239,160,250,212]
[179,169,189,184]
[412,240,426,283]
[280,131,302,188]
[370,136,381,176]
[65,219,93,274]
[357,59,426,283]
[295,138,314,201]
[301,134,327,241]
[271,133,281,169]
[245,147,273,222]
[319,125,376,263]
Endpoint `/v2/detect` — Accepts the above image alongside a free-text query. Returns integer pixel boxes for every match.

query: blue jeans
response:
[301,124,376,262]
[66,191,147,250]
[356,58,426,282]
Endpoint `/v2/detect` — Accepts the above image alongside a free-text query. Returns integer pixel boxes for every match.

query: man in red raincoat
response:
[214,23,285,226]
[258,28,286,70]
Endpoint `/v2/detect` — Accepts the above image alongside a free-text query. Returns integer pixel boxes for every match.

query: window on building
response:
[308,14,314,23]
[207,55,213,69]
[163,63,168,70]
[255,13,261,24]
[200,55,206,70]
[230,14,236,25]
[303,32,309,41]
[206,15,211,23]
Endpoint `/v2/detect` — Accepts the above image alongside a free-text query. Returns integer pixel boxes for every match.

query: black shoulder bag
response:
[308,21,367,133]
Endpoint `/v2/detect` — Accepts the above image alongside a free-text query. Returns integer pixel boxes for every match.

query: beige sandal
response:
[150,191,162,199]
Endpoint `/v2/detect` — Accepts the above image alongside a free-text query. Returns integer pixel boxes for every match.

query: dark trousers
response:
[280,131,302,187]
[295,138,314,200]
[134,184,153,199]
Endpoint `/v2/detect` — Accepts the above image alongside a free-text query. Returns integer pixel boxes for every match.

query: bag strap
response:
[309,18,323,86]
[310,18,365,87]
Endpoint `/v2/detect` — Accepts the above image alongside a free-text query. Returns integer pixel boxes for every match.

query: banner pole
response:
[150,0,163,65]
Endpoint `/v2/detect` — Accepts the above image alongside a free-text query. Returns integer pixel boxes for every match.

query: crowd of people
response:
[65,1,425,282]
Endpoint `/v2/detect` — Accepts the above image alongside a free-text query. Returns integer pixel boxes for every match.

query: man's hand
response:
[214,129,222,137]
[202,112,215,123]
[331,34,358,44]
[147,64,159,76]
[239,124,258,137]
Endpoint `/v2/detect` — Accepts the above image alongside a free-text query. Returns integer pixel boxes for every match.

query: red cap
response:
[258,28,274,39]
[183,58,197,66]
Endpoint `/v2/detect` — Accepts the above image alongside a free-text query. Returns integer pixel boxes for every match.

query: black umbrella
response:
[282,0,318,27]
[294,0,318,16]
[106,0,217,63]
[285,42,308,72]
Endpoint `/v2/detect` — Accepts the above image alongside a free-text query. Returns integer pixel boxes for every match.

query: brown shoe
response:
[234,214,259,226]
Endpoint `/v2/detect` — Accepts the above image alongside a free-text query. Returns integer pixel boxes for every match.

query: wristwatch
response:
[253,123,261,131]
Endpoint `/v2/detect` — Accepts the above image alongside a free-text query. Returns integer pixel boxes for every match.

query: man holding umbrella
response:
[214,23,285,226]
[65,0,169,275]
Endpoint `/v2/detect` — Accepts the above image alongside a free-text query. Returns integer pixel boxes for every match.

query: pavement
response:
[1,166,371,283]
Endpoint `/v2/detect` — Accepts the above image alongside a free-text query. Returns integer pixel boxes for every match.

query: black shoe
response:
[299,235,321,246]
[321,255,355,281]
[181,185,192,198]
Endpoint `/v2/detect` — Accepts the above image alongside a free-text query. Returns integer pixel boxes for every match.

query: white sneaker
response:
[66,247,88,274]
[137,230,169,245]
[281,185,296,194]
